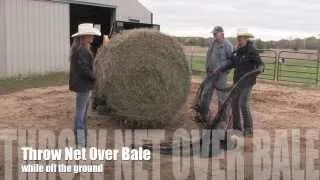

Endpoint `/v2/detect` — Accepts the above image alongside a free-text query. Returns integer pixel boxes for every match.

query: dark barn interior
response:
[70,3,160,56]
[70,4,115,55]
[114,21,159,33]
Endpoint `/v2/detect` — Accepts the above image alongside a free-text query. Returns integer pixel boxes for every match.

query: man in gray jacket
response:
[200,26,233,120]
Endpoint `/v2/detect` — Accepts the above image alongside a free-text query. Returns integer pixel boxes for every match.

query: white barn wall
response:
[116,0,152,24]
[0,0,6,77]
[5,0,70,77]
[2,0,153,77]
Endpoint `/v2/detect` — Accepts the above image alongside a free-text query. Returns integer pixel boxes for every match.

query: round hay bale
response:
[94,29,190,128]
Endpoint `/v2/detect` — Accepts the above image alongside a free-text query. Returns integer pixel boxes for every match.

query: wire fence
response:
[187,49,320,87]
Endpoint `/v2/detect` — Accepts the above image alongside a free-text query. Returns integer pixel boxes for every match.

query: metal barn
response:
[0,0,158,78]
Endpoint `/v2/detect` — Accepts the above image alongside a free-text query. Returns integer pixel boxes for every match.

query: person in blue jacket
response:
[200,26,234,121]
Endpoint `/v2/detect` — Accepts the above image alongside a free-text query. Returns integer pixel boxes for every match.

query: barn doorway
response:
[114,21,160,33]
[70,3,115,56]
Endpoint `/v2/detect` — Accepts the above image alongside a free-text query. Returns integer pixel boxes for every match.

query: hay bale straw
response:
[94,29,190,128]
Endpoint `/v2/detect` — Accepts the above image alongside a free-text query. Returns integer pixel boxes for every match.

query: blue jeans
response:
[200,73,228,118]
[74,91,90,147]
[232,86,253,132]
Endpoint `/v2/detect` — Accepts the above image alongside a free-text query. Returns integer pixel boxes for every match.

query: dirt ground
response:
[0,79,319,180]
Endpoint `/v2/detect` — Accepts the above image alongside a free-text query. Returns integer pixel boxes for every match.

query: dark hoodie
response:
[220,41,264,85]
[69,46,96,93]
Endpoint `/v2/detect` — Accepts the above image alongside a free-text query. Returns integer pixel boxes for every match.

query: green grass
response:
[188,56,320,86]
[0,55,319,94]
[0,72,69,94]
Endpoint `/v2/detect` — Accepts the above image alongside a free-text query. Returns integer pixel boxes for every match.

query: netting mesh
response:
[192,69,262,129]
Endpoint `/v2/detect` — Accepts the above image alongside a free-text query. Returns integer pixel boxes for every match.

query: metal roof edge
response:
[35,0,117,8]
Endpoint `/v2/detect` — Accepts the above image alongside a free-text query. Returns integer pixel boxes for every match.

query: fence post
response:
[316,53,320,86]
[276,51,281,81]
[189,47,194,76]
[273,51,277,81]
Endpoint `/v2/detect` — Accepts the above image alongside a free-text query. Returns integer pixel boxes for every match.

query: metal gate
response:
[257,49,277,80]
[277,51,320,85]
[188,49,320,87]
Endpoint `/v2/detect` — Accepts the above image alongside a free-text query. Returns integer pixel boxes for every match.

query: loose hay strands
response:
[94,29,191,128]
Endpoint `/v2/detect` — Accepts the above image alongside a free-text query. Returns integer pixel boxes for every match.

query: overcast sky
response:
[138,0,320,40]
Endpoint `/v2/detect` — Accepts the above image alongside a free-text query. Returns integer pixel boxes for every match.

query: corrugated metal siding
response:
[0,0,6,77]
[115,0,152,24]
[5,0,70,77]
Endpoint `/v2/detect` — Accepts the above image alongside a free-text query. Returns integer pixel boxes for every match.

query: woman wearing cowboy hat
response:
[213,28,264,136]
[69,23,101,147]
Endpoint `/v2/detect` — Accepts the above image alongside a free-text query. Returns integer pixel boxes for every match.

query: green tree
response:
[255,39,264,49]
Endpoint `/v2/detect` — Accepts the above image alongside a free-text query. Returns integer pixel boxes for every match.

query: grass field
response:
[186,47,320,86]
[0,47,318,93]
[0,72,68,94]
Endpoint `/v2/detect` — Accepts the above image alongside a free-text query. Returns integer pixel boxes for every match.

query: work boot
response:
[243,129,253,137]
[76,130,87,148]
[229,130,244,149]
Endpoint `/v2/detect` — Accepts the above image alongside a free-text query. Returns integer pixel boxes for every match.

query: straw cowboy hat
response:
[236,28,254,38]
[72,23,101,38]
